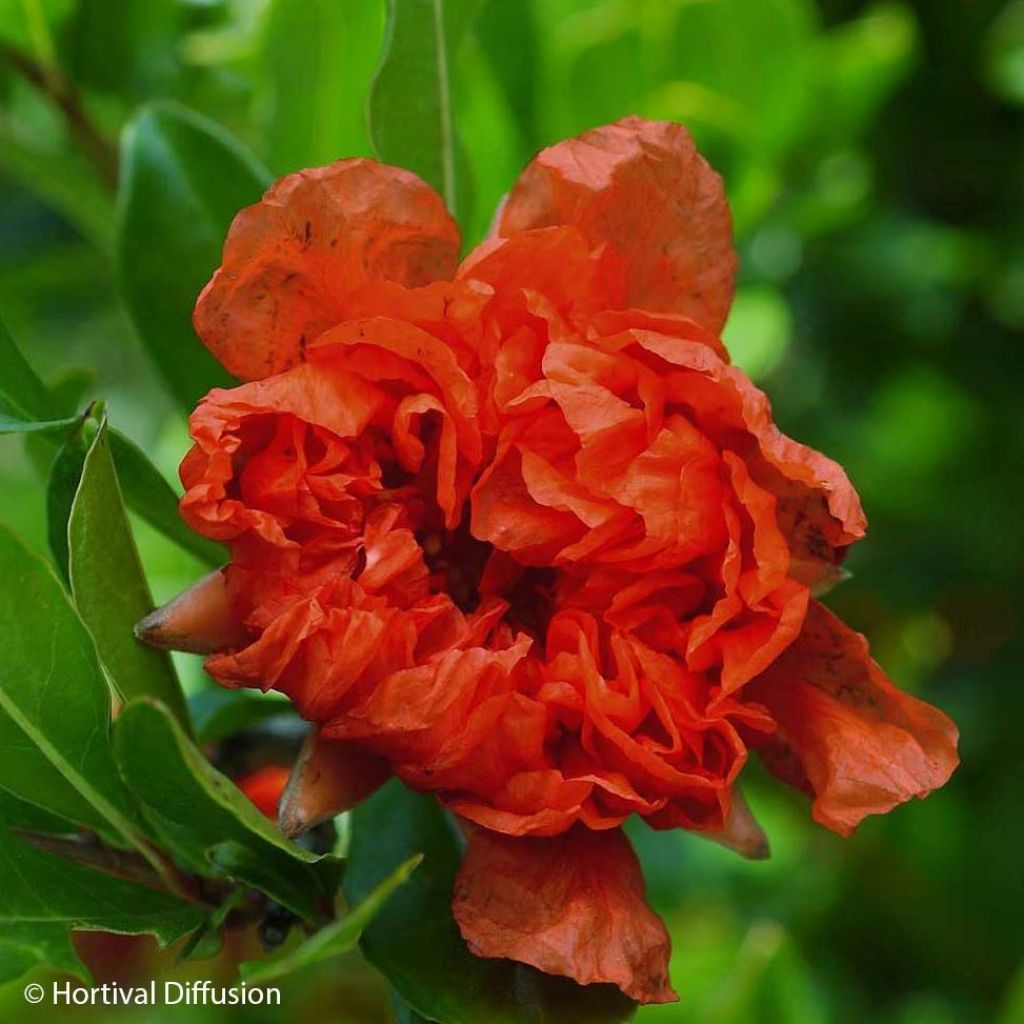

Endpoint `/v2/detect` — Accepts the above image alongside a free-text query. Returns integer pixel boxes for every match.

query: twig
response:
[14,828,203,904]
[0,41,118,190]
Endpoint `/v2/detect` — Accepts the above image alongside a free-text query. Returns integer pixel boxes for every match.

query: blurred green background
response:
[1,0,1021,1021]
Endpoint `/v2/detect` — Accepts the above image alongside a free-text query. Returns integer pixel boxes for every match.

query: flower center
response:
[419,521,558,640]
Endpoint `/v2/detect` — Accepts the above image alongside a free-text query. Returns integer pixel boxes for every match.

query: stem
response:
[15,829,202,903]
[0,42,118,191]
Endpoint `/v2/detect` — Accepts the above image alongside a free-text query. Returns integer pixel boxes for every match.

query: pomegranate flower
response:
[140,118,958,1003]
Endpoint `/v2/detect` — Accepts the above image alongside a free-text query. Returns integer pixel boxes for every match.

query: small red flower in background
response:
[236,763,291,819]
[146,117,958,1003]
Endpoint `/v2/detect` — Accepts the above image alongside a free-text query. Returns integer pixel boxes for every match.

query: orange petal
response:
[498,116,736,332]
[452,825,677,1004]
[279,730,389,836]
[637,334,867,582]
[134,568,248,654]
[194,159,460,380]
[749,600,959,836]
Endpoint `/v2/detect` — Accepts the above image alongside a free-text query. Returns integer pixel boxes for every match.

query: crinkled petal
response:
[194,159,460,379]
[749,600,959,836]
[452,825,676,1003]
[498,116,736,332]
[460,225,628,323]
[636,333,867,580]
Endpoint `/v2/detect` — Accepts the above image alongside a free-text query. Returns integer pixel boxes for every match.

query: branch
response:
[14,829,203,903]
[0,42,118,190]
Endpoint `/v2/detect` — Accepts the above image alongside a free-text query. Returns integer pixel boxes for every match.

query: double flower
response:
[143,117,958,1003]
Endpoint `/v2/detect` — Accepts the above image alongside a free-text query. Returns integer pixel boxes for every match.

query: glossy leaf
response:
[114,698,335,922]
[0,413,79,434]
[260,0,384,173]
[369,0,478,222]
[0,521,150,853]
[0,711,117,840]
[391,990,433,1024]
[190,687,294,746]
[66,0,184,99]
[0,316,54,420]
[115,101,272,411]
[45,413,96,582]
[240,854,422,985]
[0,324,218,565]
[69,417,189,727]
[475,0,540,150]
[345,781,637,1024]
[0,814,203,946]
[108,428,226,568]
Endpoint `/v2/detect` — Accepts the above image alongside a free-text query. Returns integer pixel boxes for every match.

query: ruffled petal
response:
[749,600,959,836]
[634,333,867,583]
[452,825,676,1003]
[498,116,736,332]
[194,159,460,380]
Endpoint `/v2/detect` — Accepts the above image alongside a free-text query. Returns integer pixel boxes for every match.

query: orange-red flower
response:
[158,117,959,1004]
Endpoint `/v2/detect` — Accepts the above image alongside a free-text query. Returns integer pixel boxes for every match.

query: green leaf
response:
[0,413,79,434]
[0,520,152,856]
[45,413,96,582]
[475,0,540,150]
[0,127,115,252]
[0,324,217,566]
[68,417,189,728]
[108,428,226,568]
[369,0,478,224]
[191,687,294,746]
[345,781,636,1024]
[0,922,86,986]
[0,0,74,51]
[0,315,55,420]
[390,989,433,1024]
[240,854,422,985]
[65,0,184,99]
[0,813,203,947]
[259,0,384,173]
[0,711,118,840]
[176,885,246,963]
[115,101,272,412]
[114,698,336,922]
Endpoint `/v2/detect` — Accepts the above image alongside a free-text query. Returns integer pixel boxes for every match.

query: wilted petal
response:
[498,116,736,332]
[749,601,959,836]
[452,825,676,1003]
[194,159,460,380]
